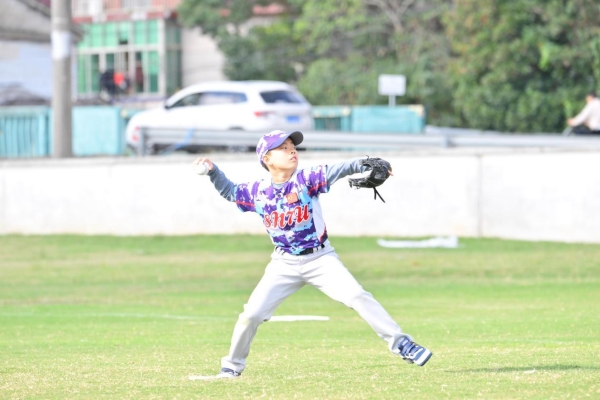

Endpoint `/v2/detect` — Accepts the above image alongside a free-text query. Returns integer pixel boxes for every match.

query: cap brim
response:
[288,131,303,146]
[268,131,304,151]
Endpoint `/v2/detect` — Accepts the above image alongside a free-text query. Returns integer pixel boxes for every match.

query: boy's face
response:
[263,138,298,171]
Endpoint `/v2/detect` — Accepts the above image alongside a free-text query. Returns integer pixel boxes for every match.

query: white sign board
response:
[52,31,71,60]
[378,74,406,96]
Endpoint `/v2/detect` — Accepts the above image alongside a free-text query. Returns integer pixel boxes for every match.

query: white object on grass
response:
[194,162,209,175]
[377,236,459,249]
[189,374,235,381]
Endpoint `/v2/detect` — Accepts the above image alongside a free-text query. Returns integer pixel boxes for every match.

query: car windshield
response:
[260,90,304,104]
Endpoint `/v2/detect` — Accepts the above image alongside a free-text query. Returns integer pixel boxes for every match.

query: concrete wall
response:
[480,151,600,242]
[180,27,225,87]
[179,14,278,87]
[0,41,53,98]
[1,0,51,43]
[1,149,599,243]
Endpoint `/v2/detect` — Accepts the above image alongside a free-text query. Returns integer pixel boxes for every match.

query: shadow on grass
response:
[446,365,599,373]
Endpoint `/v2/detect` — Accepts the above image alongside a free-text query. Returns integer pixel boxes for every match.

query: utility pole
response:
[52,0,73,158]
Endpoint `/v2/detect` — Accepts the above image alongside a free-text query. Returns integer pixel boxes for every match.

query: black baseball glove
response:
[348,157,392,203]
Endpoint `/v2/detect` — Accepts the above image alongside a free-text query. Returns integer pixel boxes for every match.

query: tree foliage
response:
[445,0,600,132]
[178,0,304,82]
[179,0,600,132]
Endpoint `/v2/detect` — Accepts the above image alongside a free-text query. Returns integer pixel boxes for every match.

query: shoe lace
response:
[399,340,420,358]
[221,368,241,376]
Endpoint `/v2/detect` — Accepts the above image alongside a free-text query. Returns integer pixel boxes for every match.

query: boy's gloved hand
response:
[348,157,392,203]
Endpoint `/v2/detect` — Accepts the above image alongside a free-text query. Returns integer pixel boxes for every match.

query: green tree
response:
[178,0,306,82]
[179,0,261,37]
[294,0,456,124]
[179,0,455,124]
[217,22,300,82]
[445,0,600,133]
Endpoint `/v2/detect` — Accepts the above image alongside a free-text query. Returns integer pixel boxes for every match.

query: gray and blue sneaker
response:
[216,368,242,378]
[398,338,432,366]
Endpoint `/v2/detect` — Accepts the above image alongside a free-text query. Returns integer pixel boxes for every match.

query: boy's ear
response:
[262,154,270,168]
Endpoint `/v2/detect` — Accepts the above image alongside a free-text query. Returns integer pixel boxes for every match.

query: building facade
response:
[72,0,188,102]
[0,0,80,102]
[71,1,283,106]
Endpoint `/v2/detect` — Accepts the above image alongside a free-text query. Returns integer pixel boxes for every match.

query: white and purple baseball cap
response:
[256,130,303,169]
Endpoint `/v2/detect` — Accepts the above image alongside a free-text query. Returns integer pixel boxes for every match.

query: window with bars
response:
[75,20,181,97]
[79,20,162,49]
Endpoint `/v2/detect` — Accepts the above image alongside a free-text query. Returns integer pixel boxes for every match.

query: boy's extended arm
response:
[207,164,236,202]
[325,158,365,186]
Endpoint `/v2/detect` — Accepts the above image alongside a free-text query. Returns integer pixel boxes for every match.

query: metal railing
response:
[0,107,50,158]
[136,127,600,156]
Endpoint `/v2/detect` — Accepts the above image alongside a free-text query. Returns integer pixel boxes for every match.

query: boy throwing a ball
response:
[193,130,432,378]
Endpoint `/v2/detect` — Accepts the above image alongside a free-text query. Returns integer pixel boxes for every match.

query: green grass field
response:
[1,235,599,399]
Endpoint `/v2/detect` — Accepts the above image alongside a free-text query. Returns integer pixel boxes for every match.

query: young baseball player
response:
[193,130,431,378]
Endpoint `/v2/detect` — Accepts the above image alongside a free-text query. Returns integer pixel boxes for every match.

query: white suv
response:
[125,80,313,153]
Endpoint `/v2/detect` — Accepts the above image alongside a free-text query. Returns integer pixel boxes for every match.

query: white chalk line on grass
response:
[0,312,330,322]
[1,311,328,383]
[188,375,237,381]
[270,315,329,322]
[0,312,209,320]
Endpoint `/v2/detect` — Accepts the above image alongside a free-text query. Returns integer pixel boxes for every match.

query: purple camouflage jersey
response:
[235,166,329,254]
[208,160,364,255]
